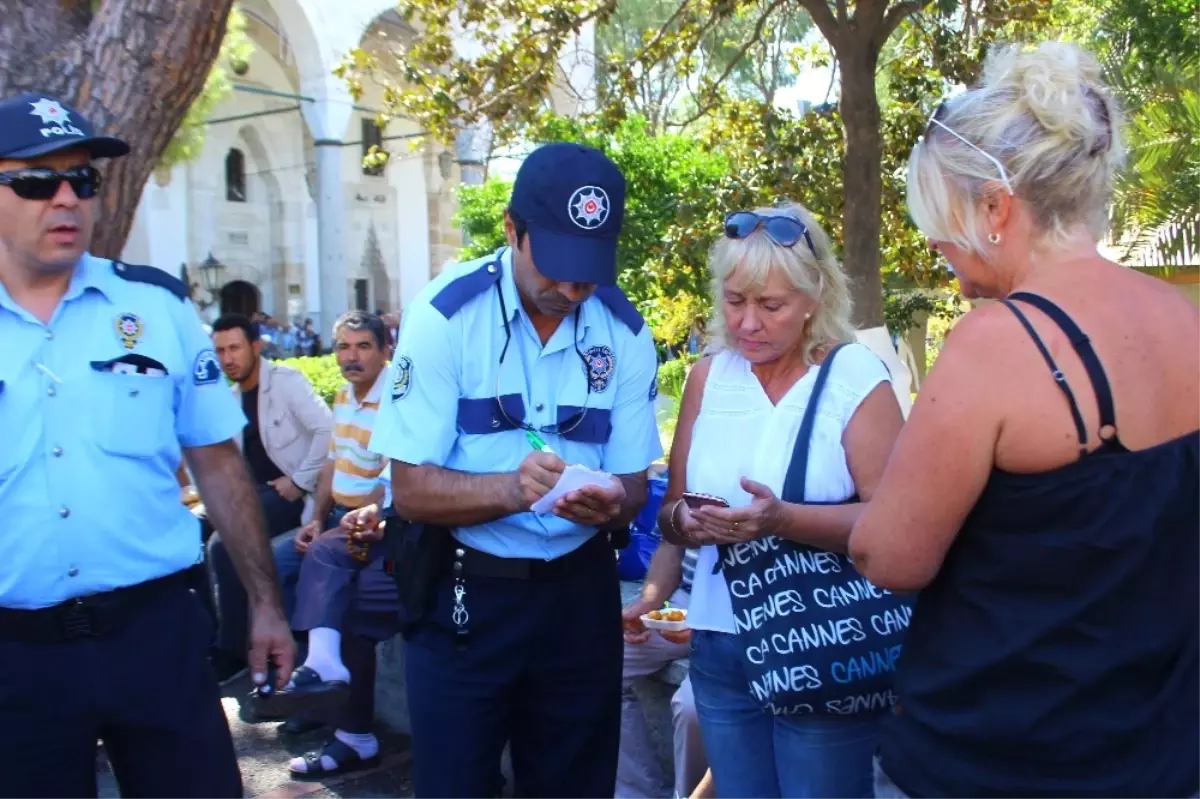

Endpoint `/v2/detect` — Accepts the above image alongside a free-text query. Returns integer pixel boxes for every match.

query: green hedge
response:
[278,355,342,406]
[657,353,698,402]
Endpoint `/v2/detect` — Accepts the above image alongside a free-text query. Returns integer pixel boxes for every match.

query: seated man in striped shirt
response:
[290,310,391,548]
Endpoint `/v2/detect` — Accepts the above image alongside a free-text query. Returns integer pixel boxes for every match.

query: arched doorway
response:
[220,280,261,317]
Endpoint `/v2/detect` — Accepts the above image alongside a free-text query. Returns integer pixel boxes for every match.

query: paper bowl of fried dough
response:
[640,607,689,632]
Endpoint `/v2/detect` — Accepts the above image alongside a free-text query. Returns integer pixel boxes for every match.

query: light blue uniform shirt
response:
[0,254,245,609]
[369,248,663,559]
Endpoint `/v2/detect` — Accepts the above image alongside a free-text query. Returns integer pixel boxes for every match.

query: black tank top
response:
[880,292,1200,797]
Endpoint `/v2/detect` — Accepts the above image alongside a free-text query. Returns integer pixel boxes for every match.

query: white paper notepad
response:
[531,464,616,514]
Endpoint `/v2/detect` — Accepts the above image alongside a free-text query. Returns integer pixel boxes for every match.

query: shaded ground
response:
[97,674,413,798]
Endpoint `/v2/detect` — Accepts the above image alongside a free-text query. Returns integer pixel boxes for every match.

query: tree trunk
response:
[837,39,886,329]
[0,0,235,260]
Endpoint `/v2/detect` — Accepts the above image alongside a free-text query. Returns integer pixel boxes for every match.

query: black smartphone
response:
[682,491,730,510]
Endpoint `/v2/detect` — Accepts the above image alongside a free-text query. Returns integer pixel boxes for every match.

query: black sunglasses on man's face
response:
[0,165,101,201]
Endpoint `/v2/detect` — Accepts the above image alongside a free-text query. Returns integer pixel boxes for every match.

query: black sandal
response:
[253,665,350,719]
[288,739,380,780]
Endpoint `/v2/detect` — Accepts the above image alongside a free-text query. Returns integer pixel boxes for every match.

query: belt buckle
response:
[58,598,96,640]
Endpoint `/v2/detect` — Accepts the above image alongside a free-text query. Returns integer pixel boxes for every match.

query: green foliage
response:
[159,8,255,168]
[595,0,812,130]
[279,355,343,407]
[656,353,698,401]
[1096,5,1199,264]
[1109,61,1200,264]
[454,178,513,261]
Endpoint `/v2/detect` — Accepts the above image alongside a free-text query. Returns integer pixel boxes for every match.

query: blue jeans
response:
[689,629,880,798]
[270,530,304,623]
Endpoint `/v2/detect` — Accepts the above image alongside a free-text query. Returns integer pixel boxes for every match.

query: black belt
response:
[454,532,612,581]
[0,571,187,644]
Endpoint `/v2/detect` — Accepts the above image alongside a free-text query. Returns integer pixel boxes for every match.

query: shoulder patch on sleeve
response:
[111,261,190,301]
[593,285,645,335]
[192,350,223,386]
[430,258,503,320]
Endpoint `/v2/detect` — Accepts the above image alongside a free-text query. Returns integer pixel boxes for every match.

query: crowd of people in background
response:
[239,310,401,361]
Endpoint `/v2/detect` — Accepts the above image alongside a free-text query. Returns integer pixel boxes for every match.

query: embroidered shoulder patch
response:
[391,356,413,402]
[192,350,222,386]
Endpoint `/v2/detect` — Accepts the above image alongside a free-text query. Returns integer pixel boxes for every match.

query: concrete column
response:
[300,76,355,340]
[455,122,492,187]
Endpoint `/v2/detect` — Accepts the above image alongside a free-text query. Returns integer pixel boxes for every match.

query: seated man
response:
[206,311,390,683]
[619,543,707,799]
[199,313,332,682]
[275,503,499,789]
[265,499,401,778]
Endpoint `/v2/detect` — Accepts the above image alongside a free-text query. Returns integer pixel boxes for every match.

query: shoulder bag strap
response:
[780,343,848,504]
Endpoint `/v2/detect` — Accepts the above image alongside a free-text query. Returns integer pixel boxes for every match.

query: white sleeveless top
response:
[686,343,892,632]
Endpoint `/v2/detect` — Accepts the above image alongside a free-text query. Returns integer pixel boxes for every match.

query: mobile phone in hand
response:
[682,491,730,510]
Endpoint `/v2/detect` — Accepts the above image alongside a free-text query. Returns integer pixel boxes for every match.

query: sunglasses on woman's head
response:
[724,211,815,251]
[0,165,102,201]
[920,102,1014,195]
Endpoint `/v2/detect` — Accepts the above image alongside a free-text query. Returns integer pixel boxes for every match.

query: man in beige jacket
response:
[199,313,333,682]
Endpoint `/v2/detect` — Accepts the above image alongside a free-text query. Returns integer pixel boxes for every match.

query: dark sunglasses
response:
[724,211,815,252]
[0,165,102,201]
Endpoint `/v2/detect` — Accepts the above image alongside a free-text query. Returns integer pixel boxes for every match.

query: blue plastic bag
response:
[617,474,667,581]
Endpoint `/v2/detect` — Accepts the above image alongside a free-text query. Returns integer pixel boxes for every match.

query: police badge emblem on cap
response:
[567,186,610,230]
[114,312,143,350]
[0,92,130,160]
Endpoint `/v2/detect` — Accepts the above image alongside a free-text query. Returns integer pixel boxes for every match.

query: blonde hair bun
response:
[906,40,1125,254]
[981,42,1120,167]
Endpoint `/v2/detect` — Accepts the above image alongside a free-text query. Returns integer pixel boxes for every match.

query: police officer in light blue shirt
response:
[368,142,662,797]
[0,92,293,798]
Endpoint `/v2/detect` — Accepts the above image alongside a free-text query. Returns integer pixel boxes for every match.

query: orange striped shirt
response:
[328,369,388,507]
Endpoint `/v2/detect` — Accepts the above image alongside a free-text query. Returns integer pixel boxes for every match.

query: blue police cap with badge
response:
[0,92,130,160]
[509,142,625,286]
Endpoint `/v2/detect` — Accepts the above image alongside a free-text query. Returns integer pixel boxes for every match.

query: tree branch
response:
[881,0,935,42]
[823,57,838,103]
[630,0,696,63]
[797,0,842,52]
[672,0,789,126]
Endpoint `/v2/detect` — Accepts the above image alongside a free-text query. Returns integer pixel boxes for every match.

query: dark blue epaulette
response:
[594,285,645,335]
[430,258,503,320]
[111,261,190,301]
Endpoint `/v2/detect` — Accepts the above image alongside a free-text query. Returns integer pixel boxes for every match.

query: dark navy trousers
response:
[0,581,241,798]
[290,528,404,735]
[405,538,624,798]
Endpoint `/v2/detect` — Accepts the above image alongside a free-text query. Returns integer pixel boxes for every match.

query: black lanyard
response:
[492,250,590,435]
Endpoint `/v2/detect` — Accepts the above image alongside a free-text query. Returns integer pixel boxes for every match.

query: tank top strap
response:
[1007,291,1125,452]
[999,298,1089,451]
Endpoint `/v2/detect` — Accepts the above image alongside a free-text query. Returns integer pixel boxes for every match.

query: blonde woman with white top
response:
[659,203,905,798]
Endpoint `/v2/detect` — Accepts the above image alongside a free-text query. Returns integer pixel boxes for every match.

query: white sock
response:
[288,729,378,773]
[293,627,350,686]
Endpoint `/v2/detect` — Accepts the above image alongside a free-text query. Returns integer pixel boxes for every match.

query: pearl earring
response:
[988,232,1001,244]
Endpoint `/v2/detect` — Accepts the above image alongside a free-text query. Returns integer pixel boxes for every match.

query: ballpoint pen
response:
[526,430,555,454]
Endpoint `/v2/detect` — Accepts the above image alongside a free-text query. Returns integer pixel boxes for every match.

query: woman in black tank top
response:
[847,42,1199,798]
